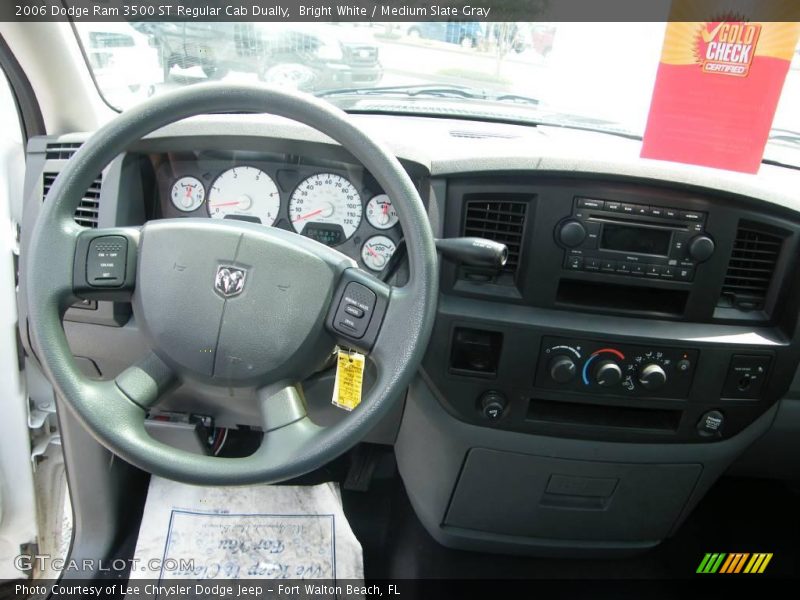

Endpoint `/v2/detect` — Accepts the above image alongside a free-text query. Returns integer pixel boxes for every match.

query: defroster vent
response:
[42,172,102,228]
[463,198,528,276]
[719,224,784,311]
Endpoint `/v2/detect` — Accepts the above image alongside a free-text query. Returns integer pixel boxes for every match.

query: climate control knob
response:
[557,219,587,248]
[549,355,577,383]
[639,363,667,390]
[595,360,622,387]
[688,235,715,262]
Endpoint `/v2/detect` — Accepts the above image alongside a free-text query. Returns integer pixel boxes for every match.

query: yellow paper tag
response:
[332,349,365,411]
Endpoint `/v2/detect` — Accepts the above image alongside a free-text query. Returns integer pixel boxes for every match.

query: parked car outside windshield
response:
[74,21,800,167]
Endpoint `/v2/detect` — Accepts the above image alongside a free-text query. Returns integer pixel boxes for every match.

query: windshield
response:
[74,21,800,163]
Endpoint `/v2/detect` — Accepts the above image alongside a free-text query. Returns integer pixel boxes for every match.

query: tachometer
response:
[170,176,205,212]
[365,194,398,229]
[289,173,362,244]
[207,166,280,226]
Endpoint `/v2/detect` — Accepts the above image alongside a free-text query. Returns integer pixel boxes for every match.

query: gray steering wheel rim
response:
[25,83,438,484]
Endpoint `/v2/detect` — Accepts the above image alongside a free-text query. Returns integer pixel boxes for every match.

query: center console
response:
[396,173,800,556]
[423,175,800,443]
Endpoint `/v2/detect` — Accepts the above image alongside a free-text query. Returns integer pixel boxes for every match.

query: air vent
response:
[719,224,784,311]
[45,142,82,160]
[42,172,102,228]
[463,199,528,275]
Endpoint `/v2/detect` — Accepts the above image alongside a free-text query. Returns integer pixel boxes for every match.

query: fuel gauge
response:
[361,235,396,272]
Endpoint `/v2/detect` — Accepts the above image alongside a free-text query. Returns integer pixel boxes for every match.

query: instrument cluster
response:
[156,156,404,273]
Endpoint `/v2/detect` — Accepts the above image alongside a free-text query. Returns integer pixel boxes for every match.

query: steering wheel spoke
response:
[72,227,139,302]
[115,351,177,409]
[257,382,311,432]
[325,267,392,354]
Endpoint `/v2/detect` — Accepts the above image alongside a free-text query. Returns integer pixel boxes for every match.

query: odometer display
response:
[305,224,344,247]
[289,173,362,243]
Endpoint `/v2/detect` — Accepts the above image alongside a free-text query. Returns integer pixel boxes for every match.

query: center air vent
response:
[718,223,784,312]
[45,142,82,160]
[42,172,102,228]
[463,198,528,276]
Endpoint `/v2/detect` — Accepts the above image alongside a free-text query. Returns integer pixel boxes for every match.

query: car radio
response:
[555,197,715,282]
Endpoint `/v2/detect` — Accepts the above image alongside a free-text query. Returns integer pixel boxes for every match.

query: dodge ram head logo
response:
[214,266,246,298]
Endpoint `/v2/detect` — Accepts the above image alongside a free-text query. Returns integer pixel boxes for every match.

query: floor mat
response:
[130,477,362,581]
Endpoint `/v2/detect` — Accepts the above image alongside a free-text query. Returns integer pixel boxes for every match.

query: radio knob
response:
[549,355,577,383]
[595,360,622,387]
[557,219,587,248]
[688,235,715,262]
[639,363,667,390]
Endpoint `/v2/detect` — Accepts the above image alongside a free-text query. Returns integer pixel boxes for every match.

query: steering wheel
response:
[25,84,438,485]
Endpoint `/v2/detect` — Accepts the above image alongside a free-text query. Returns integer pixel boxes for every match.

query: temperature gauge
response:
[361,235,396,272]
[365,194,398,230]
[170,176,205,212]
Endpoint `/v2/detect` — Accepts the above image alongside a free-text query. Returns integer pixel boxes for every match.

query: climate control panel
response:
[535,336,699,399]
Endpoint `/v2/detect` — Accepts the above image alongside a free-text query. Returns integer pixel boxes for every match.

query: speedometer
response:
[289,173,362,244]
[207,166,280,226]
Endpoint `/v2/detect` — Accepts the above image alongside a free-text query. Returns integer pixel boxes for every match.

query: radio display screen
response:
[601,224,671,256]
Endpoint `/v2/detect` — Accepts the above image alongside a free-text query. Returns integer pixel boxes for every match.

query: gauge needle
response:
[185,186,194,198]
[366,245,379,258]
[292,208,323,223]
[210,201,241,207]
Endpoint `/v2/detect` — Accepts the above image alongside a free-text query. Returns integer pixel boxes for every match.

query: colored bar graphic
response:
[698,552,773,574]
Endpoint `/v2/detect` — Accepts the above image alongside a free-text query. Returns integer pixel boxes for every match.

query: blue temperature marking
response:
[582,354,598,385]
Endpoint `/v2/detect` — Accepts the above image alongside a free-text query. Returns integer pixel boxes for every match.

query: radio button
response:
[615,262,631,274]
[584,222,601,247]
[663,208,680,219]
[670,232,691,257]
[661,267,676,279]
[676,267,695,281]
[604,201,622,212]
[630,264,646,276]
[682,211,704,222]
[645,265,663,277]
[601,260,616,272]
[620,203,636,215]
[584,258,601,271]
[577,198,604,209]
[634,205,649,216]
[649,206,664,217]
[565,256,583,270]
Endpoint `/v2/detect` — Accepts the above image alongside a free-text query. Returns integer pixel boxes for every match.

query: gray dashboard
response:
[17,112,800,556]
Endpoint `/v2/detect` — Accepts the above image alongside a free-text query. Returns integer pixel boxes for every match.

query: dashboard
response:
[151,151,409,273]
[17,113,800,557]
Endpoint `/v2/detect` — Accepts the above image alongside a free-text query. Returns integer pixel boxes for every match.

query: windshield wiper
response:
[316,84,488,100]
[316,85,544,106]
[769,128,800,146]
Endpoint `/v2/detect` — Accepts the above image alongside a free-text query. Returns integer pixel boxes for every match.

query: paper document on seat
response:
[131,477,362,580]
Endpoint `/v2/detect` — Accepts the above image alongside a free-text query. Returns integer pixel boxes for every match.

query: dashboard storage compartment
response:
[527,399,682,432]
[445,449,701,542]
[556,279,689,317]
[449,327,503,377]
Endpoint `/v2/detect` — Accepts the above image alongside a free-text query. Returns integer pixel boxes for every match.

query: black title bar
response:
[4,0,800,22]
